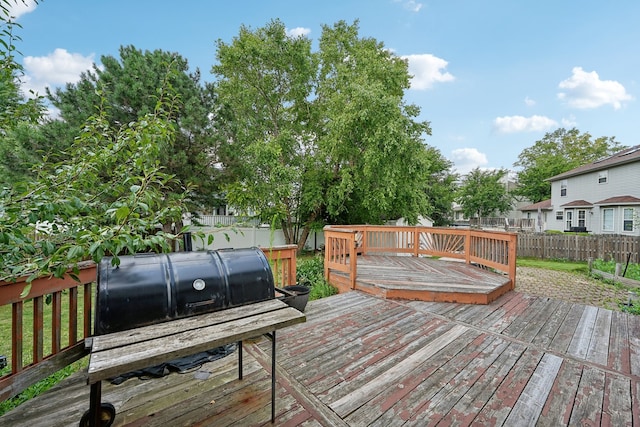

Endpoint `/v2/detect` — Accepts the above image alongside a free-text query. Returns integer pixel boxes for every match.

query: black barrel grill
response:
[95,247,276,335]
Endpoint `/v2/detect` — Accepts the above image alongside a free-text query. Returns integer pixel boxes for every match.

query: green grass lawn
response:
[517,257,590,274]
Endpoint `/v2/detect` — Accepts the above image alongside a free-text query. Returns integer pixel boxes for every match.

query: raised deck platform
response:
[329,255,513,304]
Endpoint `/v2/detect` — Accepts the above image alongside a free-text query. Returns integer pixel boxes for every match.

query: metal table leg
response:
[271,330,276,423]
[89,381,102,427]
[238,340,243,379]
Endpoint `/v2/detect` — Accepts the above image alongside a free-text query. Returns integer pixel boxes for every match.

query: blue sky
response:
[9,0,639,174]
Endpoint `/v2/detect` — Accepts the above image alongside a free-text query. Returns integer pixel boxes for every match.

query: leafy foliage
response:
[513,128,625,203]
[456,168,513,218]
[0,100,198,283]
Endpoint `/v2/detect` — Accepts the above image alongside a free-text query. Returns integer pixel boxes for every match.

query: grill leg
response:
[271,330,276,423]
[238,340,243,380]
[89,381,101,427]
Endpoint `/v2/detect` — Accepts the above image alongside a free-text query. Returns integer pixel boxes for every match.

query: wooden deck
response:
[2,290,638,426]
[330,255,513,304]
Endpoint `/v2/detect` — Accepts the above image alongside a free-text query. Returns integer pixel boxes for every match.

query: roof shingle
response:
[547,145,640,181]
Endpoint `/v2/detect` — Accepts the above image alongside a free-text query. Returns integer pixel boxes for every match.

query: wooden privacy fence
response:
[517,232,640,263]
[324,225,517,290]
[0,246,296,402]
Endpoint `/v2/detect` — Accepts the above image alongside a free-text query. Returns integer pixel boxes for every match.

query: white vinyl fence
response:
[192,225,325,251]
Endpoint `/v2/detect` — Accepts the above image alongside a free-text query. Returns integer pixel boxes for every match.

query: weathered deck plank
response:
[568,364,606,426]
[601,374,633,427]
[503,353,563,426]
[608,310,631,374]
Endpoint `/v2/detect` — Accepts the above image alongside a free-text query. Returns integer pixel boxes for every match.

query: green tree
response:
[456,168,513,218]
[0,0,46,184]
[46,45,220,215]
[212,19,317,246]
[513,128,625,203]
[213,20,447,249]
[420,148,457,226]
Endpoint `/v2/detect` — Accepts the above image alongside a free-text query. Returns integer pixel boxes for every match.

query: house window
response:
[560,180,567,197]
[565,210,573,230]
[578,210,586,227]
[556,211,563,220]
[602,208,614,231]
[598,170,608,184]
[623,208,634,232]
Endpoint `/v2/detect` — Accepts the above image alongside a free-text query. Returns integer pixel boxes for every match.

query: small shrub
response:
[296,255,337,301]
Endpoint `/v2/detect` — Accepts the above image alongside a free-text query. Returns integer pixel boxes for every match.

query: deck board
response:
[2,290,638,427]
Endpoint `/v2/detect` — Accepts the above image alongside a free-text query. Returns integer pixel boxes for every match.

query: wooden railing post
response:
[350,233,357,290]
[260,245,298,287]
[464,228,471,265]
[509,233,518,289]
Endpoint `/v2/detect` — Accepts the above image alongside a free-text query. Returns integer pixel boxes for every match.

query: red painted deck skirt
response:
[328,255,513,305]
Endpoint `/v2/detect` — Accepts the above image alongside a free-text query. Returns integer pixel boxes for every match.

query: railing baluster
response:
[51,292,62,354]
[33,296,44,363]
[69,287,78,346]
[12,301,23,373]
[84,282,92,337]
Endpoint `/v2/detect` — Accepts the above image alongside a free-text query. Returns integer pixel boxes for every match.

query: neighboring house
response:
[519,199,553,232]
[543,145,640,235]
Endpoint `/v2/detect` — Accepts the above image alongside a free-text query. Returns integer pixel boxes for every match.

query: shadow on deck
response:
[329,255,513,304]
[3,290,638,426]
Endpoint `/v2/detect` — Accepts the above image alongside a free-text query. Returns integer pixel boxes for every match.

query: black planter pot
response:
[281,285,310,312]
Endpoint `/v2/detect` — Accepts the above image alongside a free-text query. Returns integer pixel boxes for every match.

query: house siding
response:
[548,161,640,236]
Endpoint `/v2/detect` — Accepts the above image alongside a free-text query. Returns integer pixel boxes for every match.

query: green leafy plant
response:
[0,98,205,286]
[296,255,337,300]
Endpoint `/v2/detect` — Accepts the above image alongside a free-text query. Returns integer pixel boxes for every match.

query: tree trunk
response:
[297,225,312,253]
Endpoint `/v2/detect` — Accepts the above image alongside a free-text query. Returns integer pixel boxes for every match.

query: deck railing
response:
[0,262,96,402]
[324,225,517,291]
[0,246,296,402]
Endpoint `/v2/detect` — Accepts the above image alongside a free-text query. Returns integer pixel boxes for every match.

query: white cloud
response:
[561,114,577,127]
[21,49,96,96]
[402,54,454,90]
[493,115,558,134]
[393,0,423,12]
[524,96,536,106]
[5,0,37,19]
[451,148,488,175]
[286,27,311,38]
[557,67,633,110]
[402,0,423,12]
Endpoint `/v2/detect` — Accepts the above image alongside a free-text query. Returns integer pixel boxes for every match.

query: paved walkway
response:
[515,266,634,310]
